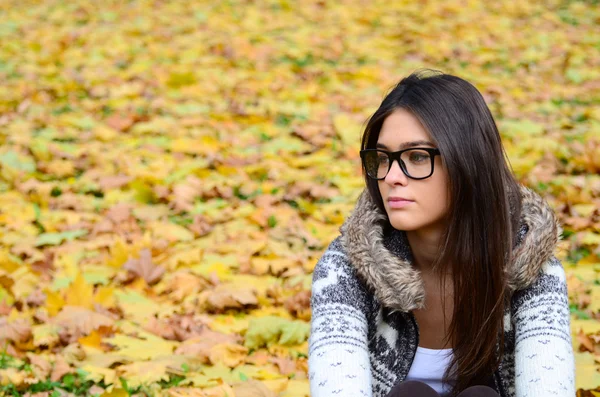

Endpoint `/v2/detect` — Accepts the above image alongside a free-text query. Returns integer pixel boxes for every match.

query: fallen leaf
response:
[123,248,165,285]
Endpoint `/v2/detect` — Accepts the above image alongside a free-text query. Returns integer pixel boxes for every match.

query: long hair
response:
[360,69,523,394]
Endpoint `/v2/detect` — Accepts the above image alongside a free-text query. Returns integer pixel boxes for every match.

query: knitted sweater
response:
[308,185,575,397]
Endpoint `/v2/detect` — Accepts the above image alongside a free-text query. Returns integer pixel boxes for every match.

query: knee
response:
[386,380,439,397]
[456,385,500,397]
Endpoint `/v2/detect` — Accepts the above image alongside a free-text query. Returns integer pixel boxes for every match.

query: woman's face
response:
[376,108,450,232]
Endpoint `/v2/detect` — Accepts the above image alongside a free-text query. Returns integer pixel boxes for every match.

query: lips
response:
[387,197,414,209]
[388,197,413,202]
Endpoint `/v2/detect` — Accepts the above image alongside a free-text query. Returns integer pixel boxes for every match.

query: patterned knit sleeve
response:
[308,237,373,397]
[512,256,575,397]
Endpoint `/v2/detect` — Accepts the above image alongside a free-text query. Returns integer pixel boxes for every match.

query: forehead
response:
[378,108,431,145]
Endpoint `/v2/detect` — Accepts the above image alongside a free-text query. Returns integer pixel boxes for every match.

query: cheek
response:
[377,181,388,197]
[426,174,449,213]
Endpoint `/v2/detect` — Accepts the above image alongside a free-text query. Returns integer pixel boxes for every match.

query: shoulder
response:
[311,236,374,313]
[510,255,569,311]
[506,185,564,292]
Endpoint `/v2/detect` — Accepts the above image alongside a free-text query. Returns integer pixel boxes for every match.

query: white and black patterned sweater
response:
[308,186,575,397]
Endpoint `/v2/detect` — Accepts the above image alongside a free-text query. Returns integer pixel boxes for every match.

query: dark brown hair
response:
[360,69,523,394]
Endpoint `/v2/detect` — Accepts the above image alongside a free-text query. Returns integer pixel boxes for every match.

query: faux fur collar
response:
[338,185,562,313]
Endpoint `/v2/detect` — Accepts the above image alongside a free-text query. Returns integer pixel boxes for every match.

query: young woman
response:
[308,69,575,397]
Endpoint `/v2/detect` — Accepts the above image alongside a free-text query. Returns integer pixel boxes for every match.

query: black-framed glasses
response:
[360,148,441,180]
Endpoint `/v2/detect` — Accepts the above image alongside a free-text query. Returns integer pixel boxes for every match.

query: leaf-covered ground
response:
[0,0,599,396]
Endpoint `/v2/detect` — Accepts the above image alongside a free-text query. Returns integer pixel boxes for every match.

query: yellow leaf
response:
[100,390,128,397]
[118,360,171,388]
[580,232,600,246]
[44,159,75,178]
[261,378,290,394]
[190,261,233,282]
[82,365,119,387]
[209,314,250,335]
[255,367,286,380]
[79,330,103,349]
[0,368,26,387]
[575,351,600,390]
[577,254,600,266]
[150,221,194,242]
[573,203,597,218]
[104,332,178,360]
[114,289,163,324]
[171,137,220,155]
[233,379,278,396]
[588,284,600,314]
[333,113,362,147]
[44,288,65,316]
[250,256,299,277]
[0,285,14,306]
[280,379,310,397]
[0,249,20,273]
[94,125,118,142]
[32,323,60,347]
[65,272,94,309]
[10,266,39,301]
[106,237,130,269]
[176,373,220,388]
[55,253,80,280]
[209,343,249,367]
[201,362,240,384]
[94,285,116,307]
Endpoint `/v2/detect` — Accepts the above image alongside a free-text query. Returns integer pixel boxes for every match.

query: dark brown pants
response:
[385,381,500,397]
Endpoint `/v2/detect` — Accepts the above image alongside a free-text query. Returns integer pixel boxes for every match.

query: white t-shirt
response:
[404,346,454,396]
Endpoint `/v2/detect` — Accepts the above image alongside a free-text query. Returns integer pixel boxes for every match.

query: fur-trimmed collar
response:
[339,185,562,313]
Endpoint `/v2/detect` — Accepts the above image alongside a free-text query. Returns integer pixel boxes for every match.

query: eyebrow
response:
[376,140,436,150]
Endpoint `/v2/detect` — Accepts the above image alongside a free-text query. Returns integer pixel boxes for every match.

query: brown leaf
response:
[26,353,52,380]
[202,284,258,312]
[123,248,165,285]
[105,114,135,132]
[163,271,208,303]
[25,288,46,307]
[98,174,133,190]
[209,342,249,367]
[23,392,51,397]
[284,290,311,317]
[53,306,114,338]
[105,203,134,224]
[578,329,596,353]
[50,355,72,382]
[172,176,203,212]
[88,386,105,396]
[175,328,242,358]
[0,318,32,344]
[232,379,277,397]
[48,193,85,211]
[189,214,213,237]
[269,356,297,376]
[0,302,12,316]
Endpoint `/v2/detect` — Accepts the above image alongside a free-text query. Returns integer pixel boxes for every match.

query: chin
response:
[387,215,421,231]
[390,222,420,231]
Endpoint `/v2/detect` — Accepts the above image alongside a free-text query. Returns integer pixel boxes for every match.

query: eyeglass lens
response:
[364,149,433,179]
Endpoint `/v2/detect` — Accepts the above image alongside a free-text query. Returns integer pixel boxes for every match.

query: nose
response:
[384,159,408,185]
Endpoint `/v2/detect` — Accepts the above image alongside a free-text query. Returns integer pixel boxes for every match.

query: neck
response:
[405,227,446,274]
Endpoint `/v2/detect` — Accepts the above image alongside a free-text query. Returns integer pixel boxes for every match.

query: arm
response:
[512,256,575,397]
[308,237,373,397]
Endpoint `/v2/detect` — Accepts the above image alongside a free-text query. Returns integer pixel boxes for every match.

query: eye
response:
[408,151,429,163]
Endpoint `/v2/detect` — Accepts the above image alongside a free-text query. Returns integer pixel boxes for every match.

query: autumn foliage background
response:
[0,0,599,396]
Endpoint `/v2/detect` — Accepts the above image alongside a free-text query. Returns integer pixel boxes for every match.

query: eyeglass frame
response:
[359,147,442,180]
